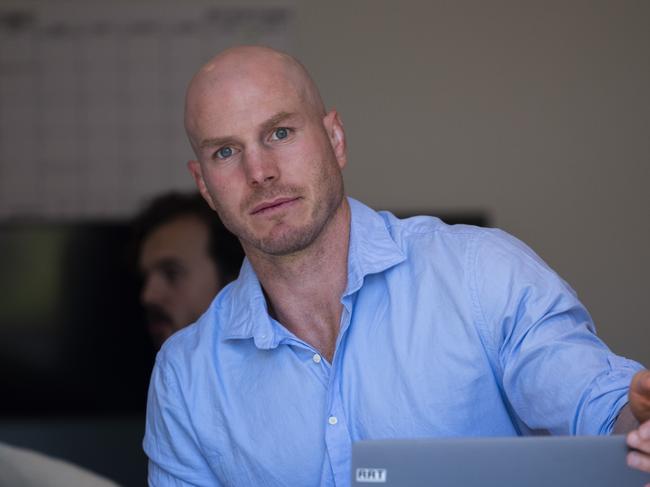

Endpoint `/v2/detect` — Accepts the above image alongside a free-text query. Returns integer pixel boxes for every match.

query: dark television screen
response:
[0,222,155,416]
[0,210,488,417]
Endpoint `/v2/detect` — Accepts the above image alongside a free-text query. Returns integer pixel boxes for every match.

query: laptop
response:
[351,435,650,486]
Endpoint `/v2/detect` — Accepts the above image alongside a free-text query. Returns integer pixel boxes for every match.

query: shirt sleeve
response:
[470,228,644,436]
[144,353,220,487]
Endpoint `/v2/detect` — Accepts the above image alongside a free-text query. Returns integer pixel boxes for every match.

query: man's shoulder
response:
[156,296,223,364]
[385,212,482,235]
[158,279,246,358]
[348,198,537,275]
[156,316,209,368]
[349,198,492,249]
[378,209,499,255]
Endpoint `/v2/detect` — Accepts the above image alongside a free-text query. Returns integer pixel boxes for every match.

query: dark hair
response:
[131,192,244,283]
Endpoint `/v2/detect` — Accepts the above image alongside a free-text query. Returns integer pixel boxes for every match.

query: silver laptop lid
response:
[351,435,650,486]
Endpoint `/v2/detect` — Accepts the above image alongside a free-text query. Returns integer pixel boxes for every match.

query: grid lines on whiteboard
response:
[0,6,293,219]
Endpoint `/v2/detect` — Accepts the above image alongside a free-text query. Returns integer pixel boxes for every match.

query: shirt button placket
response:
[324,302,353,486]
[324,403,350,486]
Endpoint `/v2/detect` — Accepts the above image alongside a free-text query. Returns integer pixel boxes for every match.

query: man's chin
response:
[147,322,174,349]
[247,220,322,256]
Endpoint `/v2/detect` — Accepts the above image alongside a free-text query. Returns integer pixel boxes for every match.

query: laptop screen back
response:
[351,435,650,486]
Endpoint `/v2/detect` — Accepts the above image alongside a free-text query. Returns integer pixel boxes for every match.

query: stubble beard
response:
[254,185,342,256]
[215,160,344,257]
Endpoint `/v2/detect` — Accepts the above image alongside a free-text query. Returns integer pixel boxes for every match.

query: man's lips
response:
[250,197,300,215]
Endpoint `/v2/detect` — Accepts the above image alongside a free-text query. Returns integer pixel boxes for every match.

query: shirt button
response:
[312,353,321,364]
[328,416,338,425]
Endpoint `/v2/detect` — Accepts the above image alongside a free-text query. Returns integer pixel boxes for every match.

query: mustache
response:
[144,305,172,325]
[243,185,301,212]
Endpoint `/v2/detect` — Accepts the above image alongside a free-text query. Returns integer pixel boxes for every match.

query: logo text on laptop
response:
[355,468,387,483]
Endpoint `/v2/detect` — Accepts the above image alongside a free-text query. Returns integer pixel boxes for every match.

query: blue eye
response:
[272,127,289,140]
[216,146,233,159]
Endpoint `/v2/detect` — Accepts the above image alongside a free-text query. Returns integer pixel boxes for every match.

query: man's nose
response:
[243,146,279,186]
[141,275,165,306]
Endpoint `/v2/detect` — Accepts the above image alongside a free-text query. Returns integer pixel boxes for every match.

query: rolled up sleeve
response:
[471,229,644,435]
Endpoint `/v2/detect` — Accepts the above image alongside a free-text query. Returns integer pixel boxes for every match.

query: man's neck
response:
[246,199,351,362]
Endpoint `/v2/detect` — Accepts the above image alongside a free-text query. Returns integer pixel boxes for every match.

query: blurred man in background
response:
[132,192,244,349]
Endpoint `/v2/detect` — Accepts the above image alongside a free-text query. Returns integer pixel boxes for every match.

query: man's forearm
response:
[613,403,640,434]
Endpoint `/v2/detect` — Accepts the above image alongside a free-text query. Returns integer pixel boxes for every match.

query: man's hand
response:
[626,370,650,480]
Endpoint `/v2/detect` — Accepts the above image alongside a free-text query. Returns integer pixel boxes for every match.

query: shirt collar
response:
[219,259,277,348]
[220,197,406,347]
[344,197,406,296]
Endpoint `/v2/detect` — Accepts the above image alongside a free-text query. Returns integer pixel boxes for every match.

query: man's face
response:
[138,215,221,348]
[187,61,347,257]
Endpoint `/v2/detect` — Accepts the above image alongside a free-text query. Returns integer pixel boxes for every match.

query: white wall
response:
[8,0,649,364]
[295,1,650,365]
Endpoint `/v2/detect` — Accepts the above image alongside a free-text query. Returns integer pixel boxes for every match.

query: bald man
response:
[144,46,650,486]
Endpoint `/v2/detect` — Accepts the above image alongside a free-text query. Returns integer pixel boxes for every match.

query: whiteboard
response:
[0,5,294,219]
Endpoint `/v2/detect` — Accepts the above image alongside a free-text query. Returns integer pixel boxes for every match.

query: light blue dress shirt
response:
[144,198,643,486]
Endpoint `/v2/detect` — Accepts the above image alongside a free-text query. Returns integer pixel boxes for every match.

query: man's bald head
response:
[184,45,348,258]
[184,46,326,154]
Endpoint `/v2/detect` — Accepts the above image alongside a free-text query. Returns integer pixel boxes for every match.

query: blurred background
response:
[0,1,648,485]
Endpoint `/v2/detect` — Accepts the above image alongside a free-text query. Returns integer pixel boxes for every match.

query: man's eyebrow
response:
[198,111,298,150]
[260,111,296,132]
[199,136,236,150]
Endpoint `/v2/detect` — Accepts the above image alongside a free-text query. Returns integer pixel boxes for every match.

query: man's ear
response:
[187,160,217,211]
[323,109,347,170]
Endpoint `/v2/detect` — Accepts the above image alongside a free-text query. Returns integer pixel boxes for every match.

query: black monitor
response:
[0,221,155,416]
